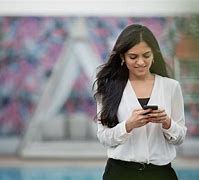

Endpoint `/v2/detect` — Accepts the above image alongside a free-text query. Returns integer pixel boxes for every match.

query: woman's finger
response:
[140,109,152,115]
[149,116,167,123]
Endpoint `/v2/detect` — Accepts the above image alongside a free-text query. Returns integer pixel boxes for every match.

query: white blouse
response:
[97,75,187,165]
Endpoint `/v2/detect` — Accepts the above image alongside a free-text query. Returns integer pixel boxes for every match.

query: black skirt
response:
[103,158,178,180]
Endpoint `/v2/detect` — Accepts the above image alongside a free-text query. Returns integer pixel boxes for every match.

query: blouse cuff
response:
[162,119,178,140]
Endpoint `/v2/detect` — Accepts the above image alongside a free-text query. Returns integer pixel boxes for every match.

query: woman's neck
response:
[129,73,154,82]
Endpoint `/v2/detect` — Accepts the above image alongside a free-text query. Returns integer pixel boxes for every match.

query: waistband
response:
[108,158,171,171]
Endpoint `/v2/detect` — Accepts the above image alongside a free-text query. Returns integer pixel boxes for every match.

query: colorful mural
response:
[0,16,198,137]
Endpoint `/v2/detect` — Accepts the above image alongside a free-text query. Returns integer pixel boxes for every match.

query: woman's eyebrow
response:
[127,53,137,56]
[127,50,152,56]
[143,51,152,55]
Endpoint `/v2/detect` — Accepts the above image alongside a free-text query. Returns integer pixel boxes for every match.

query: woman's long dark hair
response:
[93,24,169,128]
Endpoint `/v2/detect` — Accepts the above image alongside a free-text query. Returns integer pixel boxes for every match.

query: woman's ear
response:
[120,54,125,66]
[120,54,124,61]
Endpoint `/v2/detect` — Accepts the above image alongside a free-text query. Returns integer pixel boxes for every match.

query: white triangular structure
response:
[20,18,106,158]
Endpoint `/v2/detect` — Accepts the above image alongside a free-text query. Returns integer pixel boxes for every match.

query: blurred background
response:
[0,0,199,179]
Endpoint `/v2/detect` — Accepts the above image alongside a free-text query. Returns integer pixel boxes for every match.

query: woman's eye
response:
[143,53,152,58]
[144,55,150,58]
[129,56,137,60]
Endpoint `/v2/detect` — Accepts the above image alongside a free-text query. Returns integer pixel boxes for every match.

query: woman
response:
[93,24,187,180]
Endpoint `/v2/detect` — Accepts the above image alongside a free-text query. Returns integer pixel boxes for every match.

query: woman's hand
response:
[125,108,152,133]
[147,109,171,129]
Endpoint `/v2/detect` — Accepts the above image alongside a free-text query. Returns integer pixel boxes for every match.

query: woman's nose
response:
[136,57,145,65]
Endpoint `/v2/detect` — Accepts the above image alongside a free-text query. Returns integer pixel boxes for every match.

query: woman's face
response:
[123,41,154,78]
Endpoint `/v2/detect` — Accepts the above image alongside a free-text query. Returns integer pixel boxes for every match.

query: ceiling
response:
[0,0,199,17]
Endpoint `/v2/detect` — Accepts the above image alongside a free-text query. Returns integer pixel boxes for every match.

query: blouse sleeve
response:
[162,82,187,145]
[96,102,131,147]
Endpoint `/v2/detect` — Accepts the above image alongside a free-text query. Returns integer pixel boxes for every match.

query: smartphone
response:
[143,105,158,110]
